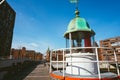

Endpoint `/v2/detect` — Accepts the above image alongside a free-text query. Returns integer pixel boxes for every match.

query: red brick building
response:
[11,47,43,61]
[100,36,120,61]
[45,47,64,62]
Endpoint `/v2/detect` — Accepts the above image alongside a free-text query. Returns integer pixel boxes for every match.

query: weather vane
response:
[69,0,79,10]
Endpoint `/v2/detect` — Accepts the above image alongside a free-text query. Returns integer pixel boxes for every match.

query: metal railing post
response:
[63,49,65,77]
[95,47,101,79]
[57,51,58,71]
[113,48,120,76]
[105,51,110,72]
[49,49,53,73]
[69,33,73,74]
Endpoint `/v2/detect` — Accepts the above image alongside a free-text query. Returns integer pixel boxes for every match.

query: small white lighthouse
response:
[64,9,97,75]
[50,0,120,80]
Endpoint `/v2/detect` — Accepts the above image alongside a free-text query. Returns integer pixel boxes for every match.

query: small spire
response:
[47,46,50,51]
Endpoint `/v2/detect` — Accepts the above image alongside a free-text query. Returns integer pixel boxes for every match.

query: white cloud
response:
[30,43,39,47]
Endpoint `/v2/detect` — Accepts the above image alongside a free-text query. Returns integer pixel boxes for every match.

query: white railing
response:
[50,47,120,79]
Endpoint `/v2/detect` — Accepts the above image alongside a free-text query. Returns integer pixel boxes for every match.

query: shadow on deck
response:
[2,61,41,80]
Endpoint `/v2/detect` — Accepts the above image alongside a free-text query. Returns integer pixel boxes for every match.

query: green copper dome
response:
[64,10,95,39]
[66,17,91,32]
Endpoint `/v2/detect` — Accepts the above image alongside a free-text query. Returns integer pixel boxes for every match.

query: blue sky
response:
[7,0,120,53]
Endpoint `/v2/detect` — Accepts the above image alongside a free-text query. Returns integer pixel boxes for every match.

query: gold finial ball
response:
[75,10,79,16]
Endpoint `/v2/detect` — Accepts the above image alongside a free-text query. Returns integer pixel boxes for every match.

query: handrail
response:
[51,61,117,63]
[52,47,112,51]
